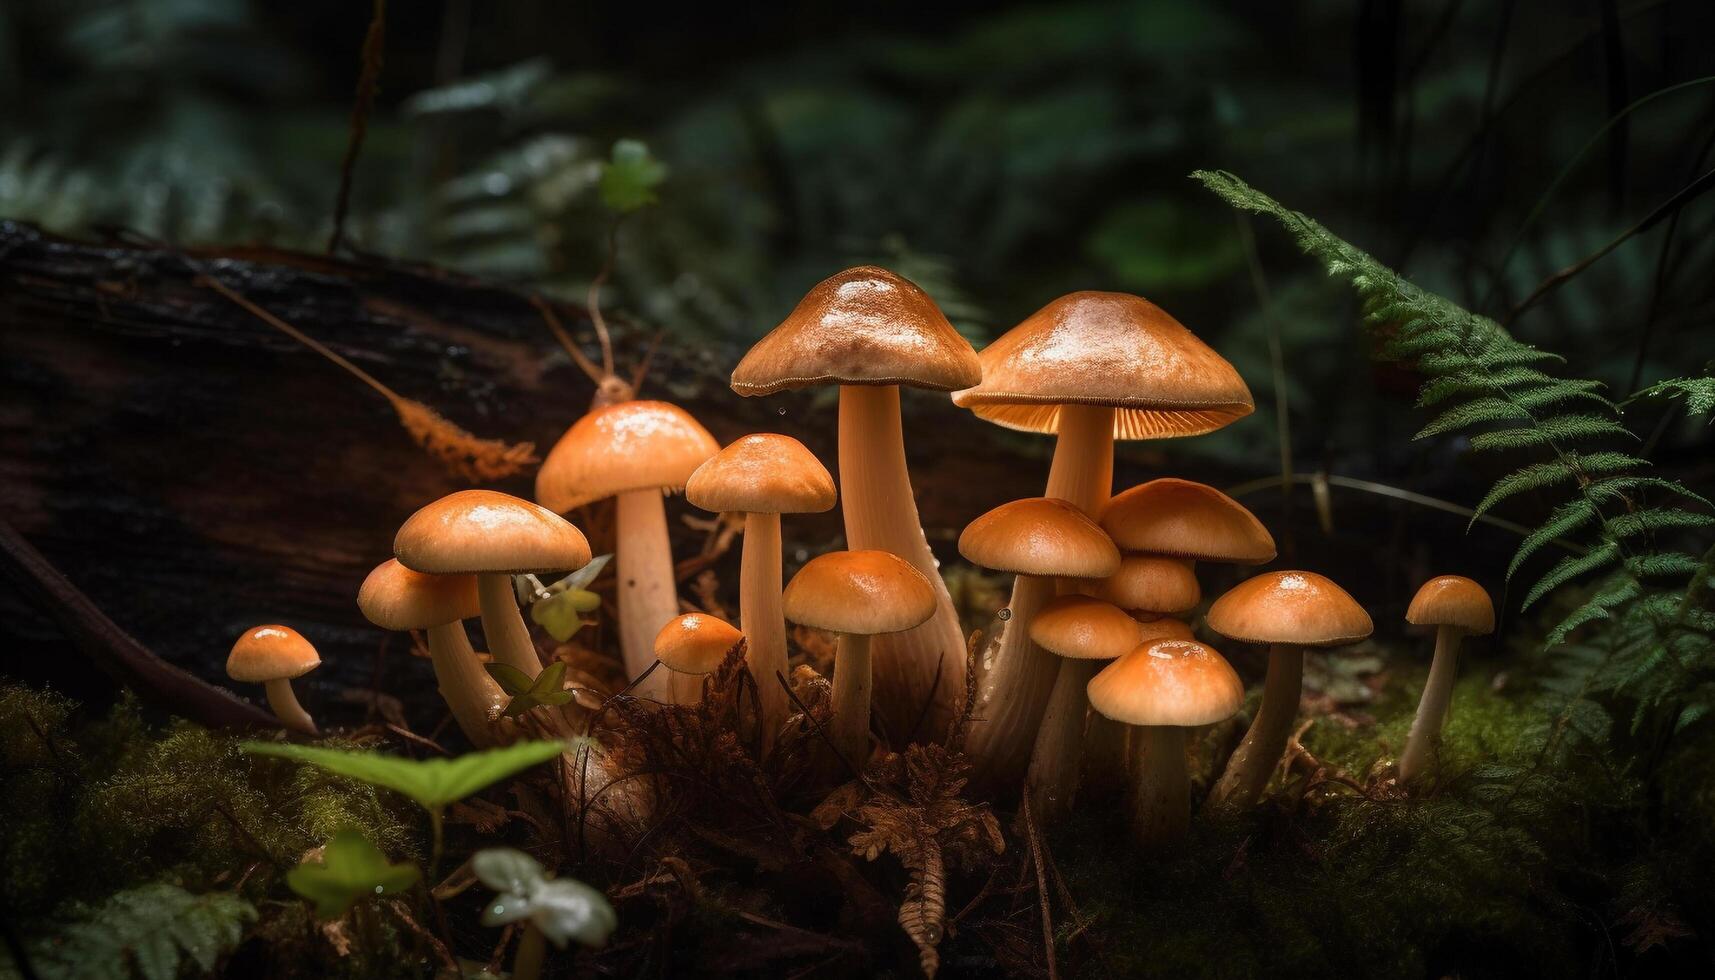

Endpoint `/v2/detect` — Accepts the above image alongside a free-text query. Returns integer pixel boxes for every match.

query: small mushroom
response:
[228,625,322,734]
[783,550,937,769]
[358,559,506,746]
[394,490,591,681]
[732,267,981,743]
[1023,595,1149,824]
[1088,638,1244,849]
[953,296,1253,790]
[1099,479,1277,567]
[653,613,744,703]
[1203,571,1372,812]
[536,400,718,698]
[1093,555,1202,618]
[1398,575,1495,784]
[686,434,836,738]
[956,497,1120,795]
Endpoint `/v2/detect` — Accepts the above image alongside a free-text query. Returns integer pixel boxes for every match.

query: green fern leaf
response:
[1414,397,1531,439]
[16,883,255,980]
[1606,508,1715,541]
[1467,415,1634,452]
[1509,500,1601,579]
[1586,476,1712,509]
[1546,575,1643,647]
[1523,542,1621,609]
[1627,553,1704,579]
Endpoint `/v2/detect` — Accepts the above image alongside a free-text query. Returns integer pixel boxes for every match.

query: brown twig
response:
[1021,794,1058,980]
[327,0,388,254]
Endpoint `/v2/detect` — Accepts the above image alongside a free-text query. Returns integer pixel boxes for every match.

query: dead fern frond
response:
[391,398,538,482]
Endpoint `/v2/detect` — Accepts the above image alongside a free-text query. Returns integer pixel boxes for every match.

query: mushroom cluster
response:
[219,265,1498,860]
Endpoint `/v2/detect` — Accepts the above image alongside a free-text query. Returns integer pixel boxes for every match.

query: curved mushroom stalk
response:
[614,488,676,701]
[426,622,508,747]
[838,384,968,743]
[1205,644,1302,812]
[741,512,788,744]
[965,405,1115,795]
[1133,726,1190,850]
[263,679,316,735]
[1023,657,1101,825]
[478,573,544,680]
[828,633,873,769]
[1399,626,1465,783]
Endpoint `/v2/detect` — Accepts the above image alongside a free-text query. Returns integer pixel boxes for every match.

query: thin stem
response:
[1024,657,1100,826]
[478,573,541,679]
[199,272,398,402]
[263,678,316,735]
[512,922,547,980]
[1400,626,1465,783]
[1133,726,1190,851]
[829,633,873,769]
[614,488,676,701]
[425,622,506,747]
[428,807,445,882]
[1206,644,1303,812]
[838,384,968,743]
[740,512,787,744]
[1044,404,1115,516]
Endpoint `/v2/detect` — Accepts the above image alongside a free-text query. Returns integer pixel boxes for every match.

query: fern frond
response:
[1466,415,1634,452]
[1415,397,1531,439]
[1546,575,1643,647]
[17,884,255,980]
[1606,508,1715,541]
[1508,501,1601,579]
[1524,544,1623,609]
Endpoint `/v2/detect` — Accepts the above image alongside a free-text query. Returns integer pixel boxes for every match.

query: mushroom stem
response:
[615,488,676,701]
[478,573,542,679]
[965,405,1116,796]
[1399,625,1464,783]
[1044,403,1116,517]
[1083,713,1131,794]
[963,573,1058,795]
[263,678,316,735]
[426,622,508,747]
[829,633,873,769]
[512,921,547,980]
[838,384,968,743]
[1024,656,1101,825]
[740,511,788,744]
[1206,644,1302,812]
[1133,726,1189,850]
[669,669,703,705]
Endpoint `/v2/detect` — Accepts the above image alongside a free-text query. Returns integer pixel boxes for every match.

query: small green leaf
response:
[490,661,572,718]
[475,846,616,950]
[243,740,570,811]
[473,847,547,895]
[598,139,666,213]
[531,589,592,642]
[287,830,421,919]
[486,662,535,697]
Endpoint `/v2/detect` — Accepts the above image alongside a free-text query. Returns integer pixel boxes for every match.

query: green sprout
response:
[287,829,421,919]
[487,660,576,718]
[597,139,666,213]
[474,848,615,980]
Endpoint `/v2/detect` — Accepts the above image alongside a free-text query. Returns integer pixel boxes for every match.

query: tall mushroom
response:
[227,625,321,734]
[653,613,744,703]
[952,294,1252,783]
[1087,638,1244,849]
[395,490,591,681]
[1398,575,1495,784]
[783,550,937,769]
[1203,571,1372,812]
[1023,595,1182,824]
[731,267,981,744]
[536,400,718,698]
[956,497,1120,795]
[358,559,506,747]
[685,434,835,741]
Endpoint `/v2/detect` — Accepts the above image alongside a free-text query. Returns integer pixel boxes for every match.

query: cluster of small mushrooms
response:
[226,267,1497,850]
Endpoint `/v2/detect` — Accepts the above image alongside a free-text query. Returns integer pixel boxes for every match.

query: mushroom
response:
[653,612,744,703]
[1087,638,1244,849]
[1398,575,1495,784]
[394,490,591,681]
[685,434,836,740]
[1093,555,1202,617]
[732,267,981,743]
[956,497,1120,795]
[1023,595,1157,823]
[227,625,321,734]
[1203,571,1372,812]
[358,559,506,746]
[1099,479,1278,569]
[536,400,718,699]
[783,550,937,769]
[952,295,1252,783]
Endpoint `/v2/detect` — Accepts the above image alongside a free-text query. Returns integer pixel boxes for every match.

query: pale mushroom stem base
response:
[615,488,677,702]
[426,622,508,747]
[965,404,1116,796]
[741,512,788,744]
[1024,656,1101,825]
[1206,644,1302,812]
[1399,626,1464,783]
[1083,713,1131,793]
[829,633,873,769]
[478,573,542,679]
[669,669,704,705]
[263,678,316,735]
[838,384,969,743]
[963,573,1058,795]
[512,921,547,980]
[1133,726,1190,850]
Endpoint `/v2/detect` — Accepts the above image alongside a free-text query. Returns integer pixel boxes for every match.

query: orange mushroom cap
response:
[1087,639,1245,727]
[1100,478,1276,564]
[783,550,937,636]
[535,400,718,513]
[685,433,836,515]
[952,291,1253,439]
[1206,571,1373,647]
[395,490,591,575]
[1029,595,1145,661]
[731,266,981,396]
[654,613,744,675]
[1406,575,1496,636]
[227,625,321,682]
[358,558,482,631]
[1095,555,1201,615]
[958,497,1121,579]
